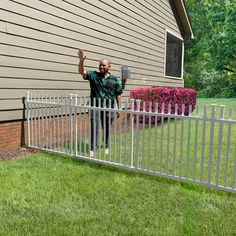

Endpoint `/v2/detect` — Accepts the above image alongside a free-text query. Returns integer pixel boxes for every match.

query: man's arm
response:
[77,49,87,77]
[116,94,122,109]
[116,94,122,118]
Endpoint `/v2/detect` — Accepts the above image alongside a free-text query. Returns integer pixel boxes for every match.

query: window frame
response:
[164,30,184,80]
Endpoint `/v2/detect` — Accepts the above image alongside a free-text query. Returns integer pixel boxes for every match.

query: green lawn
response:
[0,152,235,236]
[197,98,236,109]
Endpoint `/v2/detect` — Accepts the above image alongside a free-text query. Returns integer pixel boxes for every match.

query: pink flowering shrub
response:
[129,87,196,124]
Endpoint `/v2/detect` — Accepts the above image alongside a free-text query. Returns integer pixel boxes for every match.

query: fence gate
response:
[26,92,236,193]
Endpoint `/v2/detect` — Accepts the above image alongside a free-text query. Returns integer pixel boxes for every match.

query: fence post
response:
[224,108,233,187]
[26,91,31,147]
[233,144,236,190]
[216,105,225,186]
[69,94,73,155]
[130,99,135,168]
[135,100,141,170]
[207,104,216,184]
[74,94,78,156]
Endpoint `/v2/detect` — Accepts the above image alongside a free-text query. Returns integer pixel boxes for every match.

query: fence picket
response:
[224,108,233,188]
[186,105,192,179]
[147,101,152,172]
[166,104,171,175]
[172,104,178,176]
[179,104,185,178]
[124,101,128,167]
[233,143,236,190]
[153,102,159,173]
[193,105,199,180]
[118,108,122,164]
[135,100,141,170]
[207,105,216,184]
[160,103,165,174]
[215,105,225,186]
[130,99,135,168]
[141,101,146,170]
[200,106,207,183]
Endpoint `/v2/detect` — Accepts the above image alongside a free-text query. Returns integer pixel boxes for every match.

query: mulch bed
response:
[0,147,39,161]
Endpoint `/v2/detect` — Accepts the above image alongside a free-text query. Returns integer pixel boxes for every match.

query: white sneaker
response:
[90,150,94,158]
[105,148,109,155]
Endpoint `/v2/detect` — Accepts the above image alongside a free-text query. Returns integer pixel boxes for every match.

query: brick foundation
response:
[0,116,84,152]
[0,120,27,152]
[0,113,129,152]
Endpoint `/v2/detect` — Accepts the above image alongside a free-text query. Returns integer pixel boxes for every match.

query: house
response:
[0,0,193,151]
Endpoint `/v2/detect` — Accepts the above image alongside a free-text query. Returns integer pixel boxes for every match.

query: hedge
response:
[129,87,196,124]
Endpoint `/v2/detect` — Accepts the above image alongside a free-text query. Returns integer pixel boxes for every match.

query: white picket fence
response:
[26,92,236,193]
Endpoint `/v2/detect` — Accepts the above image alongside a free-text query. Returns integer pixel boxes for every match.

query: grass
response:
[0,152,235,236]
[196,98,236,110]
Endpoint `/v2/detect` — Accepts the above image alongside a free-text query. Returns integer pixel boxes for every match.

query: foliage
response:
[197,70,236,97]
[130,87,196,123]
[130,87,196,110]
[184,0,236,97]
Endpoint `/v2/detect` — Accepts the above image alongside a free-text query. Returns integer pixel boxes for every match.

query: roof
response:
[172,0,194,39]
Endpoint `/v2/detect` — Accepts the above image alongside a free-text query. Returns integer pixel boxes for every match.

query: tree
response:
[184,0,236,97]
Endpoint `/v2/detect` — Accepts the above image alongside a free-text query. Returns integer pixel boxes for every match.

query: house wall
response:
[0,0,184,151]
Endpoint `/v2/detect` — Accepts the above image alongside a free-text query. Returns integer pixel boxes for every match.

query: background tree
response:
[184,0,236,97]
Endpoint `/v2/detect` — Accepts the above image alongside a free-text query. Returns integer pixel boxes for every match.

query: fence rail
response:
[26,92,236,193]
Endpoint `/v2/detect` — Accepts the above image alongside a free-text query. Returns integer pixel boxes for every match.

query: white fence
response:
[26,92,236,193]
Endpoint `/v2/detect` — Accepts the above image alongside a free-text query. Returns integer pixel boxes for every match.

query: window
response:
[165,32,183,78]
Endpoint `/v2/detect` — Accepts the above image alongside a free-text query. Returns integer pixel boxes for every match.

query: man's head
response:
[99,59,110,75]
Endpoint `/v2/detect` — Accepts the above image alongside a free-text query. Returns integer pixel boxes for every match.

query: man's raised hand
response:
[78,49,86,61]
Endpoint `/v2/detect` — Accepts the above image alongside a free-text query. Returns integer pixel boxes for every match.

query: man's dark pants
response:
[90,109,114,151]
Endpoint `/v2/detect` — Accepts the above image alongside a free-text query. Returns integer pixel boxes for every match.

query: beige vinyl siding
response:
[0,89,89,100]
[0,0,183,121]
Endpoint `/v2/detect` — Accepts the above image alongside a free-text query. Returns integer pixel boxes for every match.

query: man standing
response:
[77,49,123,157]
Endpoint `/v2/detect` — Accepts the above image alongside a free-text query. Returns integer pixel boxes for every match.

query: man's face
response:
[99,59,110,75]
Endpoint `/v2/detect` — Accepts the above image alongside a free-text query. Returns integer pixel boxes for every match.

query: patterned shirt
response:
[84,70,123,107]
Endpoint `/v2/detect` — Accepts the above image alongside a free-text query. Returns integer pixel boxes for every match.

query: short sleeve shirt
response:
[84,70,123,101]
